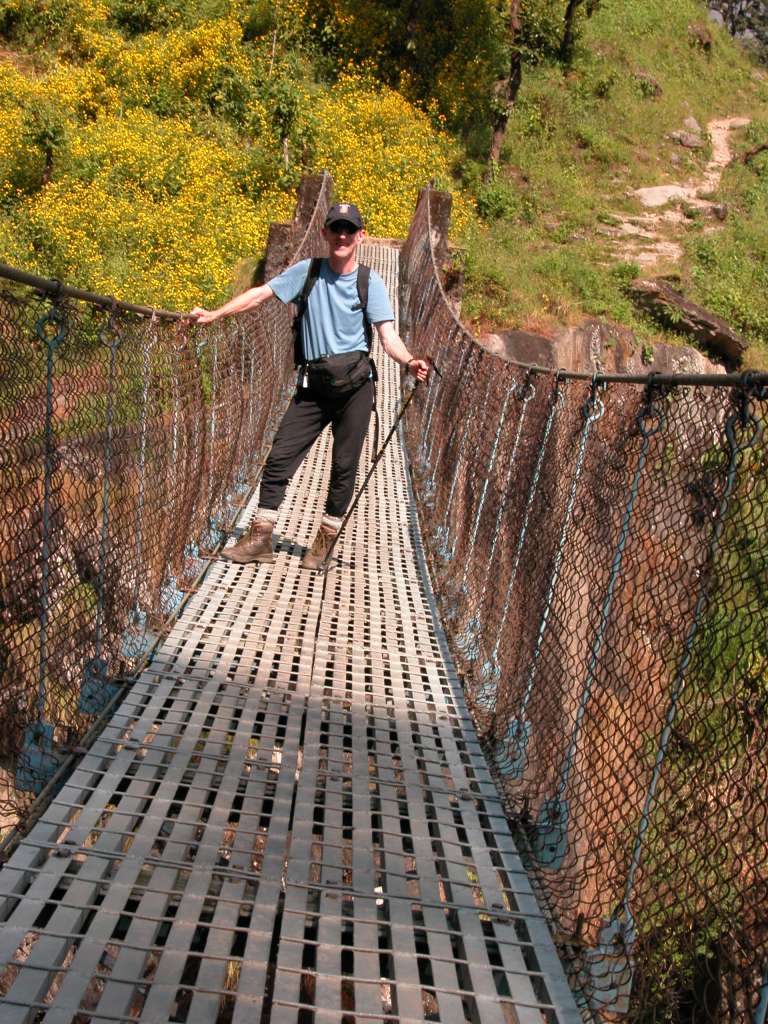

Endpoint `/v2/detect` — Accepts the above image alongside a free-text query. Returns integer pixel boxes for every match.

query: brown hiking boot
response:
[220,519,275,564]
[300,524,338,571]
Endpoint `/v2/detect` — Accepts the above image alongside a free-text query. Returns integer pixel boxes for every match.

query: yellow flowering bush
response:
[311,76,473,236]
[0,2,474,310]
[12,110,293,309]
[79,18,252,112]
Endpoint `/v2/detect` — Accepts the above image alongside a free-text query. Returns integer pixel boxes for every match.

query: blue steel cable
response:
[421,344,468,503]
[433,368,495,561]
[133,322,152,582]
[423,343,474,503]
[581,390,762,1014]
[473,376,564,705]
[756,966,768,1024]
[472,378,564,717]
[79,311,122,715]
[455,375,535,655]
[417,326,459,473]
[495,379,605,779]
[449,382,515,620]
[620,394,760,933]
[34,306,66,719]
[122,318,155,660]
[531,386,665,869]
[93,312,121,660]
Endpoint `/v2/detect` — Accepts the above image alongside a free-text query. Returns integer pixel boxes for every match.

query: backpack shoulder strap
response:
[299,256,323,308]
[353,264,373,350]
[293,257,323,366]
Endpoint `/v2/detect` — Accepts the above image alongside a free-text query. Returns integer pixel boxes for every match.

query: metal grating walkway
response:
[0,245,581,1024]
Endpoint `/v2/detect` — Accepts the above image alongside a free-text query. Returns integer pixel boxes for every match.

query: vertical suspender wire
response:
[446,378,518,624]
[581,387,761,1016]
[20,301,67,794]
[162,330,191,616]
[134,318,152,594]
[206,333,219,535]
[434,368,495,561]
[93,311,121,665]
[414,298,449,471]
[423,342,472,503]
[78,308,122,716]
[756,966,768,1024]
[123,314,155,659]
[455,374,535,651]
[495,379,605,780]
[531,384,665,870]
[475,374,563,710]
[34,304,66,725]
[619,390,759,941]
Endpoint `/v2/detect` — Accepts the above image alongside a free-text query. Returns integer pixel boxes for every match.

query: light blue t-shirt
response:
[267,258,394,362]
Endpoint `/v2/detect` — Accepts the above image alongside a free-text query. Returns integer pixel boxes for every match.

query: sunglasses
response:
[328,222,359,235]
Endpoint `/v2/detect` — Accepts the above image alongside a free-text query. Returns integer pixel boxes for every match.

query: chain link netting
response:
[400,187,768,1023]
[0,173,332,833]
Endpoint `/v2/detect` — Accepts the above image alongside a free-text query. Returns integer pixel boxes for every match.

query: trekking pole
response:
[320,362,440,570]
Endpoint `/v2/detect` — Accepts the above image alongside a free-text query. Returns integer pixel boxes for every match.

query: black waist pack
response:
[304,352,374,398]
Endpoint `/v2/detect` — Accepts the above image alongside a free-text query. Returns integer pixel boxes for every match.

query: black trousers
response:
[258,381,374,518]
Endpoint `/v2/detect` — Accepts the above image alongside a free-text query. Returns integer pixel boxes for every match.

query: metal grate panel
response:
[0,244,580,1024]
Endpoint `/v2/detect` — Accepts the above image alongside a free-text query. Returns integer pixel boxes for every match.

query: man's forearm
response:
[190,284,274,323]
[377,322,414,366]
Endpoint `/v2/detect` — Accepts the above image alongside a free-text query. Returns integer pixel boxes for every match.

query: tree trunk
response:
[559,0,583,67]
[486,0,523,176]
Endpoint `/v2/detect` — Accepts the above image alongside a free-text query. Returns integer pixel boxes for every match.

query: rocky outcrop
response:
[480,317,724,376]
[628,277,747,369]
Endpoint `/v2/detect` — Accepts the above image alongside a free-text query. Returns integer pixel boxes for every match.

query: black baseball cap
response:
[324,202,364,230]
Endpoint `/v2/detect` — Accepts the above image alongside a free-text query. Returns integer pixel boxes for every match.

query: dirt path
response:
[602,116,750,268]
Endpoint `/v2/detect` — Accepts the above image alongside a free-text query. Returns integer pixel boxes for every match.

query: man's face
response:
[322,220,365,259]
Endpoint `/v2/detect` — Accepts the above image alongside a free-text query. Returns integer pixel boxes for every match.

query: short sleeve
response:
[366,270,395,324]
[267,259,312,305]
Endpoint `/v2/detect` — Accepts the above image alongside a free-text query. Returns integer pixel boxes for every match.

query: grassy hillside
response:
[459,1,768,367]
[0,0,767,364]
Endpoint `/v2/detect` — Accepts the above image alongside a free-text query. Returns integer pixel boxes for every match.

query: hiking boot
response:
[300,524,338,571]
[220,519,275,564]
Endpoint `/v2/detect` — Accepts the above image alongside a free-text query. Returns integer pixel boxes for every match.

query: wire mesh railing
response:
[400,186,768,1023]
[0,172,332,833]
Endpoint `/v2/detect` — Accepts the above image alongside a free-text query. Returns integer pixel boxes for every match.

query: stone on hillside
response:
[629,277,747,369]
[670,130,705,149]
[683,116,702,134]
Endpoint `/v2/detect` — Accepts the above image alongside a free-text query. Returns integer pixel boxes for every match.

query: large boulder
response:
[628,277,747,369]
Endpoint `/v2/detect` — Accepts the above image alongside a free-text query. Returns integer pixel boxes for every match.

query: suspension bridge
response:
[0,174,766,1023]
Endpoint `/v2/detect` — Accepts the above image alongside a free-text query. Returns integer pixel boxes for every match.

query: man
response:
[190,202,429,569]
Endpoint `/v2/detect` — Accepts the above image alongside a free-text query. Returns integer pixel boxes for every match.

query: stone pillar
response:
[428,189,453,268]
[294,174,327,232]
[263,222,294,282]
